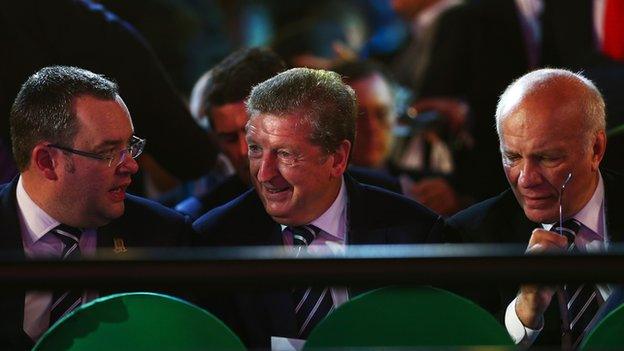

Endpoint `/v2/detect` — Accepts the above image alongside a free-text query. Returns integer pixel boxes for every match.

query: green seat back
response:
[581,303,624,350]
[303,286,513,350]
[34,292,246,351]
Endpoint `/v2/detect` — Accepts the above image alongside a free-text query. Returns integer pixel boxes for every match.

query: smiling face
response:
[53,94,139,228]
[500,93,605,224]
[246,113,349,225]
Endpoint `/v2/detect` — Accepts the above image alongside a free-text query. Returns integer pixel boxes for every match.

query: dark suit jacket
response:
[192,175,444,349]
[0,178,193,350]
[444,170,624,347]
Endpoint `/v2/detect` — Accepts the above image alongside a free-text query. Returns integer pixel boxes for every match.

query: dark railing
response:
[1,243,623,290]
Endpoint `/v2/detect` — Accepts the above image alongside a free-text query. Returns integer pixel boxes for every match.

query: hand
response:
[403,177,461,216]
[515,228,569,328]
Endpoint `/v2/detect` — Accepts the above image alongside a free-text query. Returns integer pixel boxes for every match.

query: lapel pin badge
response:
[113,238,128,253]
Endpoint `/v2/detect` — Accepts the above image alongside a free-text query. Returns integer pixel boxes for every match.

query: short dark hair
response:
[10,66,118,171]
[247,67,356,154]
[203,47,286,125]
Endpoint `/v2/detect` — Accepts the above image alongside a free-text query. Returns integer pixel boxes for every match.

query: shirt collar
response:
[281,176,348,243]
[542,172,605,236]
[573,172,605,236]
[16,176,60,245]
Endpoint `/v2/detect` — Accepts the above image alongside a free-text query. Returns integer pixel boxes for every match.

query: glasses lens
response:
[111,137,145,167]
[130,137,145,158]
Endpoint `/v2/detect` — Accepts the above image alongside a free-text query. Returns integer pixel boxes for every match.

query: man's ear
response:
[32,143,59,180]
[329,140,351,178]
[591,130,606,172]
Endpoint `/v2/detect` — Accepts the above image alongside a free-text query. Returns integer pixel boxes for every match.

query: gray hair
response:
[495,68,605,142]
[246,67,357,154]
[10,66,119,171]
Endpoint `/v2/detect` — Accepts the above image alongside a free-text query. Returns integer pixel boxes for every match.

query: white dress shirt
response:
[16,177,97,341]
[505,174,609,347]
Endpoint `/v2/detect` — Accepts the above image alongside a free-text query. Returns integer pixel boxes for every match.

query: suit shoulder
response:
[347,167,401,194]
[444,190,525,245]
[193,189,259,234]
[448,191,509,228]
[125,194,189,225]
[359,183,439,224]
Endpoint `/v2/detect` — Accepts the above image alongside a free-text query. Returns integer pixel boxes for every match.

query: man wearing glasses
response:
[0,66,192,348]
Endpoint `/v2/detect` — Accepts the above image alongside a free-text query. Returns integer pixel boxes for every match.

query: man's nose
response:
[256,154,278,182]
[517,161,541,188]
[117,152,139,175]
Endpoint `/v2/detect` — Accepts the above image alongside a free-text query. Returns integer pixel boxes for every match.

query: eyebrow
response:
[91,138,127,150]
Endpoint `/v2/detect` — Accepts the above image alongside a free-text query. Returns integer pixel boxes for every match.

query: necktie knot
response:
[51,224,83,259]
[289,225,320,246]
[551,218,582,247]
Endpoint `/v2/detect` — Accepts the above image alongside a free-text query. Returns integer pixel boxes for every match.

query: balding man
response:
[445,68,623,348]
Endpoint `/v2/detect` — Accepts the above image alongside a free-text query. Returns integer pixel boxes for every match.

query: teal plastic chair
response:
[303,286,514,350]
[33,292,246,351]
[581,303,624,350]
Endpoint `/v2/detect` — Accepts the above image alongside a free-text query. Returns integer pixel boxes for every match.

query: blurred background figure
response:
[332,61,396,170]
[332,60,466,215]
[418,0,624,204]
[389,0,463,93]
[0,0,219,196]
[5,0,620,208]
[174,47,286,220]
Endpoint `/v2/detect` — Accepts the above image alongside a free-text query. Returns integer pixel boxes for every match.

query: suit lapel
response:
[0,178,25,254]
[96,218,131,256]
[345,175,387,246]
[342,175,385,297]
[0,178,30,346]
[242,193,297,339]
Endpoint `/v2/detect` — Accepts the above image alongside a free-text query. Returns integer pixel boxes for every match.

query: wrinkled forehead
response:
[245,112,313,138]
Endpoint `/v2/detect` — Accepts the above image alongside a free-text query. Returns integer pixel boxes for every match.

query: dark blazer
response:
[444,170,624,347]
[0,178,193,350]
[192,175,444,349]
[176,167,403,222]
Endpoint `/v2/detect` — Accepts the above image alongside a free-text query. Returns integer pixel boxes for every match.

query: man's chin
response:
[523,208,558,224]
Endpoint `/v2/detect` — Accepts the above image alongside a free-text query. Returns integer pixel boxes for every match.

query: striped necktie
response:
[289,225,334,338]
[49,224,83,326]
[552,219,602,349]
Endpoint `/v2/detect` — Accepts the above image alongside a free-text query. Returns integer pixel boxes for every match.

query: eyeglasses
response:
[48,135,146,167]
